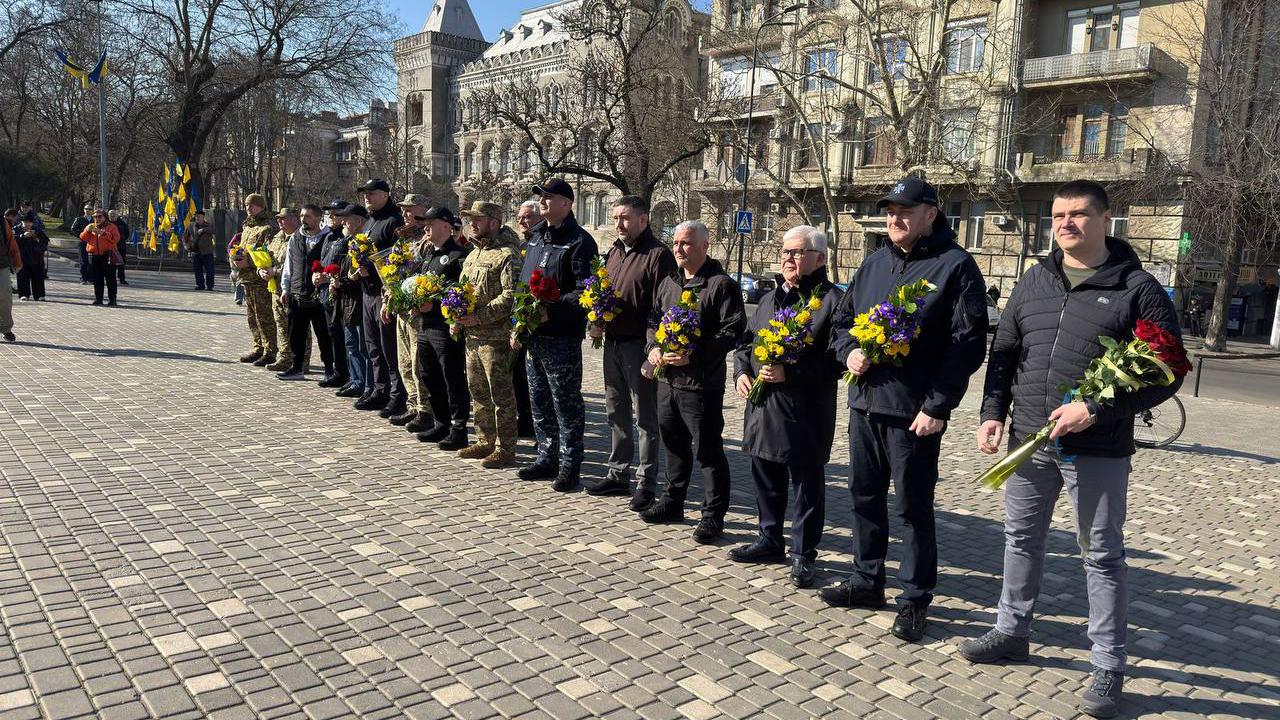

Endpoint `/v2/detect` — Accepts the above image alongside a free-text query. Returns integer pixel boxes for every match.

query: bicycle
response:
[1134,394,1186,448]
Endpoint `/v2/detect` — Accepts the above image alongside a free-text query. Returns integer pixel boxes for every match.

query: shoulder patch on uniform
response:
[1096,297,1110,304]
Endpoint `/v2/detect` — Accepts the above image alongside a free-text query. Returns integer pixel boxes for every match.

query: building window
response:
[663,10,682,42]
[863,118,895,166]
[940,108,979,162]
[869,36,908,84]
[1035,216,1054,254]
[945,21,986,74]
[804,48,837,91]
[947,201,963,233]
[965,201,987,249]
[1107,104,1129,156]
[1067,3,1140,54]
[795,123,823,169]
[594,194,608,228]
[1109,216,1129,238]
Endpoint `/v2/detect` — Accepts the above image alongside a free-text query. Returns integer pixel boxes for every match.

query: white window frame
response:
[945,20,987,74]
[804,48,837,91]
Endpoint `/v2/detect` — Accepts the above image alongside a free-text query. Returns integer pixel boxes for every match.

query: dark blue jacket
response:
[981,237,1183,457]
[518,212,598,338]
[831,223,989,422]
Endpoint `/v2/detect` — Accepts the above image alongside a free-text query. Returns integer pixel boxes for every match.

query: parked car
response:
[729,272,776,305]
[986,295,1001,332]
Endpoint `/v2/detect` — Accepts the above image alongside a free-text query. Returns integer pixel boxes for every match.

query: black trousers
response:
[419,326,470,427]
[288,299,333,373]
[361,292,404,402]
[658,383,730,520]
[17,266,45,298]
[90,254,117,302]
[751,456,826,561]
[511,346,533,432]
[325,308,348,381]
[847,410,942,607]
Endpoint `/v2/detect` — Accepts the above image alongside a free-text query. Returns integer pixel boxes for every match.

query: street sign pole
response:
[95,0,109,210]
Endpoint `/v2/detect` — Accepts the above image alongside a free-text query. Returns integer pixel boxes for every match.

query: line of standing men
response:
[228,174,1179,719]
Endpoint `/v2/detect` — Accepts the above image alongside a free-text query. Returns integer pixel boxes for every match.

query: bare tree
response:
[465,0,710,203]
[109,0,396,200]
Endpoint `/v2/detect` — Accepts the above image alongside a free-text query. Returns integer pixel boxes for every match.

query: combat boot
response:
[457,443,494,460]
[240,349,263,363]
[480,448,515,468]
[253,353,275,367]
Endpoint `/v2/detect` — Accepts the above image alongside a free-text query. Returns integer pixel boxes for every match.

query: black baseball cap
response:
[325,199,350,212]
[337,204,369,218]
[357,178,391,193]
[422,206,458,224]
[532,177,574,202]
[877,177,940,209]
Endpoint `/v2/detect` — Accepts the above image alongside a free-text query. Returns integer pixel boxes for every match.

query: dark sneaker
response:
[404,413,434,433]
[629,487,655,512]
[692,517,723,544]
[336,385,363,398]
[276,370,306,381]
[640,498,684,524]
[416,423,450,443]
[388,409,417,426]
[585,477,630,497]
[518,460,559,481]
[552,467,580,492]
[790,557,816,588]
[379,400,406,419]
[818,581,886,609]
[437,427,469,451]
[1080,668,1123,718]
[728,537,786,564]
[354,394,388,411]
[2,332,14,343]
[958,628,1030,664]
[891,603,928,642]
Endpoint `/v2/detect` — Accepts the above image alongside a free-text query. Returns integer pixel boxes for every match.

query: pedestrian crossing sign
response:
[735,210,753,234]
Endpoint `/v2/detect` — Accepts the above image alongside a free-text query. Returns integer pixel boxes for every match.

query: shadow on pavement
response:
[13,340,232,364]
[1160,441,1279,464]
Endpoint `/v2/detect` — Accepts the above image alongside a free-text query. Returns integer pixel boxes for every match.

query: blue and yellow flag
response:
[87,53,108,85]
[55,49,89,87]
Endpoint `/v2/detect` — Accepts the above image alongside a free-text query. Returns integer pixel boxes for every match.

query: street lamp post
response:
[736,4,803,282]
[95,0,109,209]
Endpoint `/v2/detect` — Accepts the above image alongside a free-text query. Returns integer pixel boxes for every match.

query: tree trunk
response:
[1203,227,1243,351]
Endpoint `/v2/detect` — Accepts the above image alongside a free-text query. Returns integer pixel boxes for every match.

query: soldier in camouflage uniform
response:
[456,201,522,468]
[383,194,432,431]
[261,208,298,372]
[236,194,278,365]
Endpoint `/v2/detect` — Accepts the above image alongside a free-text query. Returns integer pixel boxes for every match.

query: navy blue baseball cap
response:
[532,177,574,202]
[877,177,939,209]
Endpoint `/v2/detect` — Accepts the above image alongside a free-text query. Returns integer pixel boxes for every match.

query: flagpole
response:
[95,0,109,210]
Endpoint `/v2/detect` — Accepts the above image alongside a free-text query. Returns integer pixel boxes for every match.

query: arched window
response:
[452,145,461,178]
[594,193,609,228]
[663,10,682,43]
[463,144,476,177]
[498,142,511,175]
[480,141,495,174]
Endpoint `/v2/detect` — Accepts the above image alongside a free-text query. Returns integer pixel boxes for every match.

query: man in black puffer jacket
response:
[960,180,1183,720]
[822,177,989,644]
[353,178,406,416]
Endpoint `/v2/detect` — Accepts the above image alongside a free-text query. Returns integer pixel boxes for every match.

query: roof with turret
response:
[420,0,485,40]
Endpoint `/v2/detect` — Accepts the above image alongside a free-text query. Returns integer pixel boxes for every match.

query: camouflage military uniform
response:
[393,228,429,415]
[266,229,295,370]
[459,225,523,453]
[238,213,277,357]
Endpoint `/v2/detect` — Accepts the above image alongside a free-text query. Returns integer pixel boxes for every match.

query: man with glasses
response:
[730,226,843,588]
[822,177,989,643]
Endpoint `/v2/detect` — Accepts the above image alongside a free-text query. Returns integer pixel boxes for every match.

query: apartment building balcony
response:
[1022,44,1165,88]
[1017,146,1158,183]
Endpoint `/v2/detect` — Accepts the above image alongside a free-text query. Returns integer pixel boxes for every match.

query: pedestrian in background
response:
[79,209,120,306]
[185,210,216,291]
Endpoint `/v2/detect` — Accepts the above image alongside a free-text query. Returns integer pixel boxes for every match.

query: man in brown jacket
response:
[185,210,216,291]
[584,195,677,509]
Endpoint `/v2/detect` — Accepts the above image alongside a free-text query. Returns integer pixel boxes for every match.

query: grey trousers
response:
[996,448,1131,671]
[603,337,660,490]
[0,271,12,334]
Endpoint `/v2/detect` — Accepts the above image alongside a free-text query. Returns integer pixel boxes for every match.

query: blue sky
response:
[391,0,529,40]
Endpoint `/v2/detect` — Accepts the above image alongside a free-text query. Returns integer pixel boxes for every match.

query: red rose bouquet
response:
[511,269,560,348]
[977,318,1192,489]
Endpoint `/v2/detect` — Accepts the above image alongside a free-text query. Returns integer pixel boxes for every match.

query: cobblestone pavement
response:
[1,259,1278,720]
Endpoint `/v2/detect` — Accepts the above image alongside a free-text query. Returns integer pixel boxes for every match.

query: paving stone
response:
[0,261,1276,720]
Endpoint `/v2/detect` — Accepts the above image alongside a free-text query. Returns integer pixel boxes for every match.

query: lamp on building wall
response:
[737,3,803,281]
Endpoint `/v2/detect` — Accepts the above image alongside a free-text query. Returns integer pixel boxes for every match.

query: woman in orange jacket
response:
[1,215,22,341]
[79,209,121,306]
